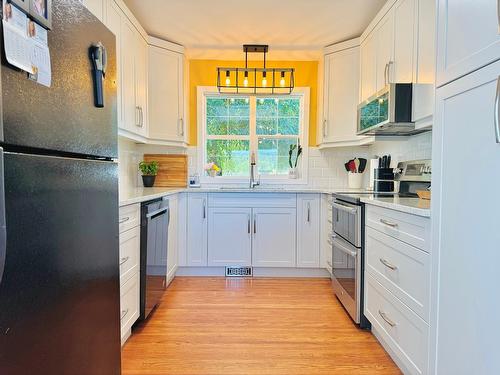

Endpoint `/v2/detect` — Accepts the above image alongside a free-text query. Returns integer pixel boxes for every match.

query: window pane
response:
[256,97,300,136]
[206,140,249,176]
[258,137,299,175]
[207,97,250,136]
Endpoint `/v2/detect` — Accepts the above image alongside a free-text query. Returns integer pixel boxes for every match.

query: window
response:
[198,87,309,182]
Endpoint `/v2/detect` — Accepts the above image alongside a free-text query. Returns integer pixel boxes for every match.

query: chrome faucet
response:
[249,153,260,188]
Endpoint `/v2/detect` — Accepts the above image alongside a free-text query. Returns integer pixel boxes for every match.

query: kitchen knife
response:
[387,155,391,168]
[354,158,360,173]
[378,157,382,168]
[359,158,367,173]
[382,155,387,168]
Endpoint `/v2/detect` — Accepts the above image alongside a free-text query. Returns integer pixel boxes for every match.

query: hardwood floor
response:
[121,277,401,375]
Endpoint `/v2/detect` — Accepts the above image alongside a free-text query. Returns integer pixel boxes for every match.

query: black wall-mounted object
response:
[89,42,107,108]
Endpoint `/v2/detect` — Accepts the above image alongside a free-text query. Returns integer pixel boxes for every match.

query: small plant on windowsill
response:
[139,161,159,187]
[288,144,302,179]
[204,162,221,177]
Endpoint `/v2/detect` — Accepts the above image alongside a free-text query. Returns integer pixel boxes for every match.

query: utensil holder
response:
[348,172,363,189]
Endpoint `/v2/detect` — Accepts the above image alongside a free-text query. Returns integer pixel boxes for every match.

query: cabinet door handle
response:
[178,118,184,137]
[120,308,129,320]
[380,218,398,228]
[379,258,398,270]
[202,199,206,219]
[307,202,311,223]
[378,310,397,327]
[495,76,500,143]
[135,106,141,127]
[118,216,130,224]
[497,0,500,33]
[323,119,328,137]
[253,214,257,234]
[119,256,130,266]
[140,107,144,128]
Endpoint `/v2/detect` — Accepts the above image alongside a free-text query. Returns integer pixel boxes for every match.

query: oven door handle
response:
[332,236,358,258]
[332,202,358,214]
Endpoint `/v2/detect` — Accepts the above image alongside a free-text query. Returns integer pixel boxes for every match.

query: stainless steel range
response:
[330,159,431,328]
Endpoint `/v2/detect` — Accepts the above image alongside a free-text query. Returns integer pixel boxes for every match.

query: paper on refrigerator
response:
[2,0,51,87]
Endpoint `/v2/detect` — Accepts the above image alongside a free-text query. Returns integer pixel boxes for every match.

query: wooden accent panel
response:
[143,154,187,187]
[121,277,401,375]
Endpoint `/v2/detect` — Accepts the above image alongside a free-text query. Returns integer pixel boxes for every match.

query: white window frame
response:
[197,86,309,185]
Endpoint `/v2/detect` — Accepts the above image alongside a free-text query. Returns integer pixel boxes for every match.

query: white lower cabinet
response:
[364,204,430,374]
[118,203,141,344]
[186,193,208,266]
[365,273,429,375]
[208,207,252,266]
[166,194,178,285]
[252,207,296,268]
[296,194,320,268]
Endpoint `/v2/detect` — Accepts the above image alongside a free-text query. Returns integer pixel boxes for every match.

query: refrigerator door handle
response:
[0,148,6,284]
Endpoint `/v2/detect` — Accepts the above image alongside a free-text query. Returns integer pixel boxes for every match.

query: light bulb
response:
[243,71,249,87]
[262,77,267,87]
[225,70,230,86]
[280,71,286,87]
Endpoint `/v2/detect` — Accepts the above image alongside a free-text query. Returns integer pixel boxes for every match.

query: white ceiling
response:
[123,0,386,60]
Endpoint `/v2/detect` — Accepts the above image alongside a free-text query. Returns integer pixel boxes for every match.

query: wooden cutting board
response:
[143,154,188,187]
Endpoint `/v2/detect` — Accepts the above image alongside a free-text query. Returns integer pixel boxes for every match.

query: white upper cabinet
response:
[360,32,378,102]
[103,0,186,145]
[393,0,417,83]
[321,40,371,147]
[375,9,395,92]
[436,0,500,87]
[83,0,104,21]
[358,0,436,127]
[207,207,252,266]
[148,41,187,145]
[296,194,320,268]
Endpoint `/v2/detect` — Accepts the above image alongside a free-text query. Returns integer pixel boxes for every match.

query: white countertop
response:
[360,196,431,217]
[119,186,431,217]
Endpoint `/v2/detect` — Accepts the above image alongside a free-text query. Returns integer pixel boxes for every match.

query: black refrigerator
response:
[0,1,121,374]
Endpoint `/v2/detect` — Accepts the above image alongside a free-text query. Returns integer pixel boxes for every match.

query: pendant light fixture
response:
[217,45,295,95]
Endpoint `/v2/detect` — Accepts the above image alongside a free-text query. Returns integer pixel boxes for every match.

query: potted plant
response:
[139,161,159,187]
[288,144,302,179]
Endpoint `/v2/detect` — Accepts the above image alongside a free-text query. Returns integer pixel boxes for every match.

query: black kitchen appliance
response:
[0,1,121,374]
[138,198,170,321]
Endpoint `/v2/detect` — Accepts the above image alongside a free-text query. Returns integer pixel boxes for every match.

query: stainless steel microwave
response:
[357,83,430,136]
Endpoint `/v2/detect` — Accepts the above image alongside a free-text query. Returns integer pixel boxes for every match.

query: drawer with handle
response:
[120,272,140,340]
[119,226,140,284]
[365,273,429,375]
[366,227,430,321]
[119,204,140,233]
[366,205,430,252]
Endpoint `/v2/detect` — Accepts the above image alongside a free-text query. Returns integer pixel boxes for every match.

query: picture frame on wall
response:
[8,0,29,13]
[29,0,51,29]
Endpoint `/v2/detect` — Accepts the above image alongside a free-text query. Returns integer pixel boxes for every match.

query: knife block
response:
[374,168,395,193]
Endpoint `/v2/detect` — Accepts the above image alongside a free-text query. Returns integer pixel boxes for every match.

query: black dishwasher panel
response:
[138,198,169,321]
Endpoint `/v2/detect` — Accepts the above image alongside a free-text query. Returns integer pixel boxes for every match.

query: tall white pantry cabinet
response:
[431,0,500,373]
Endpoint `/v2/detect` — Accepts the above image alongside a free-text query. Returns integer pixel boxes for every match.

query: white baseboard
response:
[176,266,331,278]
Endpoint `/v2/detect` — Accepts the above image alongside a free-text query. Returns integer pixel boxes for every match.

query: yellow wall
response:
[188,59,319,146]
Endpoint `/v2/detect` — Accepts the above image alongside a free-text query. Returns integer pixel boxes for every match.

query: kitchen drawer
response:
[119,204,140,233]
[366,227,430,321]
[120,272,140,341]
[119,226,140,284]
[366,205,430,252]
[208,193,297,208]
[365,273,429,375]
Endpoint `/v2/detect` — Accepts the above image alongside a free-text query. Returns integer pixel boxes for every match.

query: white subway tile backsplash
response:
[118,132,432,191]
